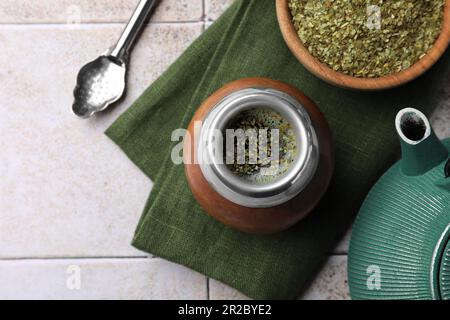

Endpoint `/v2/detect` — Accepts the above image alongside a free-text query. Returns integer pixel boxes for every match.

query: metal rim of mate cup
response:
[198,87,320,208]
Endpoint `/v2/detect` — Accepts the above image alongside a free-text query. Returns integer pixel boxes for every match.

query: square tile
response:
[0,0,203,23]
[0,258,207,299]
[300,256,350,300]
[431,76,450,140]
[0,23,203,258]
[205,0,234,21]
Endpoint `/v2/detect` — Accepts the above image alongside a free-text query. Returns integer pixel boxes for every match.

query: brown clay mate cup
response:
[184,78,334,235]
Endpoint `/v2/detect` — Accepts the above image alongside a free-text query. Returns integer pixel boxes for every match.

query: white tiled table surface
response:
[1,0,449,300]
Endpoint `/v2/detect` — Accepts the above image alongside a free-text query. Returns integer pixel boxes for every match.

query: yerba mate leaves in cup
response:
[224,108,297,184]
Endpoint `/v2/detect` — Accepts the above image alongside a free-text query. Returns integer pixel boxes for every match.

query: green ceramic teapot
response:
[348,107,450,300]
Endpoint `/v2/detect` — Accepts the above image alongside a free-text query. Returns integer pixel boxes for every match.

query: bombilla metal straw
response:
[72,0,158,119]
[110,0,157,61]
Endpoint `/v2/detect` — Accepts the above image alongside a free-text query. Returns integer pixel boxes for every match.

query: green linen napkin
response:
[106,0,450,299]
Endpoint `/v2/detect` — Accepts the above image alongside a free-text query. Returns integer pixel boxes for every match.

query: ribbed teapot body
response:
[348,108,450,300]
[348,143,450,299]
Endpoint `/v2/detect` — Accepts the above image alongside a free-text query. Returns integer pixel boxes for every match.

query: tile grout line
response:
[202,0,207,32]
[0,20,204,27]
[0,256,151,261]
[0,253,348,262]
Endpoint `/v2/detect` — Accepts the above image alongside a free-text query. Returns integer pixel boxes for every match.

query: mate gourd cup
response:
[184,78,334,235]
[276,0,450,90]
[348,108,450,300]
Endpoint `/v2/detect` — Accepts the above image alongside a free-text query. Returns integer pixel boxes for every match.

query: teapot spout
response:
[395,108,448,176]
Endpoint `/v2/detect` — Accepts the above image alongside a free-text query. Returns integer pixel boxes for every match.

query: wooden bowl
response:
[276,0,450,90]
